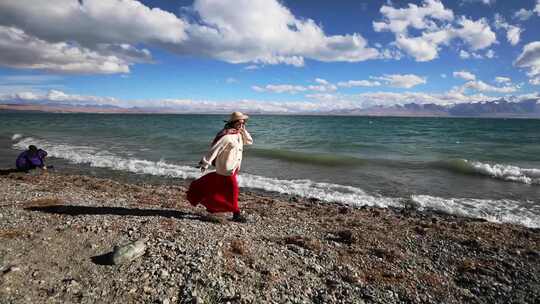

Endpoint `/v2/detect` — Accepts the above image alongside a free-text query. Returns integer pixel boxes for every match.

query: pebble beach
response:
[0,171,539,304]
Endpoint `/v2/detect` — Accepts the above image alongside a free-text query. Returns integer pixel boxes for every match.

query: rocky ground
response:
[0,171,539,304]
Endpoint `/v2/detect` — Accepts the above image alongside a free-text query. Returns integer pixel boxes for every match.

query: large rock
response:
[112,239,146,265]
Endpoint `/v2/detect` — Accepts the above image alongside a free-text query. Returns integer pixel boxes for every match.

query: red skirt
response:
[186,171,239,213]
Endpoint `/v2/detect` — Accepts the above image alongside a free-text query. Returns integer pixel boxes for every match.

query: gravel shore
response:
[1,171,539,304]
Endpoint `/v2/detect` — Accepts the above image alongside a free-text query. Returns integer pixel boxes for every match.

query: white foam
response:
[411,195,540,228]
[13,137,202,180]
[238,174,402,208]
[13,136,401,208]
[465,160,540,185]
[11,134,23,141]
[12,136,540,228]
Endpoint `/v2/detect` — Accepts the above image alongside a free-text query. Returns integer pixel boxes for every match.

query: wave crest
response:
[440,159,540,185]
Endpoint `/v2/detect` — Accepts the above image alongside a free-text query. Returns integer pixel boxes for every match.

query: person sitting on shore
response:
[186,112,253,223]
[16,145,48,172]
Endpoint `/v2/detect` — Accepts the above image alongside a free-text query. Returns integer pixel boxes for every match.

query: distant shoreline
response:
[1,104,540,119]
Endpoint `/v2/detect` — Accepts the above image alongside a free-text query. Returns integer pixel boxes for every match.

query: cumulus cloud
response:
[0,0,380,73]
[0,26,132,74]
[453,17,497,50]
[0,0,187,46]
[253,78,337,94]
[337,80,382,88]
[308,79,338,92]
[351,90,492,108]
[373,0,454,34]
[0,89,120,105]
[459,49,484,59]
[461,0,495,6]
[463,80,517,93]
[252,84,307,94]
[514,8,533,21]
[453,71,476,81]
[373,74,427,88]
[173,0,379,66]
[254,74,427,94]
[514,41,540,85]
[493,14,522,46]
[374,1,496,61]
[495,76,511,83]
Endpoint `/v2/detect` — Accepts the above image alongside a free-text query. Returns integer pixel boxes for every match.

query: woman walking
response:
[187,112,253,222]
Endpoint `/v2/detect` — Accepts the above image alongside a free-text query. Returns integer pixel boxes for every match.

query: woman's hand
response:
[198,161,207,173]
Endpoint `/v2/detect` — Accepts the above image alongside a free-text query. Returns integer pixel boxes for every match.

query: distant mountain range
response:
[329,98,540,118]
[1,98,539,117]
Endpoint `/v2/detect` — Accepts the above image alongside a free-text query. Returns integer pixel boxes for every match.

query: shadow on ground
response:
[0,168,22,175]
[25,205,219,223]
[91,252,115,266]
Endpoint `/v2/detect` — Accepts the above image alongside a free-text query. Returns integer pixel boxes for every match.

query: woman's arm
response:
[240,127,253,145]
[199,135,230,169]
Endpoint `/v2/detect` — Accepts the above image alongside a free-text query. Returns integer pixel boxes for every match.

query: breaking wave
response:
[439,159,540,185]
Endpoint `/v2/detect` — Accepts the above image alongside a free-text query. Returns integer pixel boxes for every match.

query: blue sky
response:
[0,0,539,112]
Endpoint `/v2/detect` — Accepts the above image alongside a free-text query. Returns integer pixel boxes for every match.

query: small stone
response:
[161,298,170,304]
[4,265,21,274]
[160,269,169,279]
[143,286,153,294]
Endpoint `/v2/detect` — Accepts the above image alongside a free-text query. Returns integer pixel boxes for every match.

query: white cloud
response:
[337,80,382,88]
[225,77,238,84]
[506,26,521,45]
[0,0,380,73]
[441,73,447,78]
[495,76,511,83]
[493,14,522,46]
[352,90,492,108]
[253,78,337,94]
[514,41,540,85]
[459,49,485,59]
[4,88,534,113]
[461,0,496,5]
[176,0,379,66]
[252,84,307,94]
[394,34,442,62]
[308,79,337,92]
[0,1,187,45]
[0,89,120,105]
[514,9,533,21]
[373,74,427,88]
[463,80,517,93]
[373,0,454,34]
[453,17,497,50]
[453,71,476,81]
[374,1,496,61]
[536,0,540,15]
[0,26,133,74]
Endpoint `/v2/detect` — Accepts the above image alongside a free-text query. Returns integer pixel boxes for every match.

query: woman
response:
[16,145,48,172]
[187,112,253,222]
